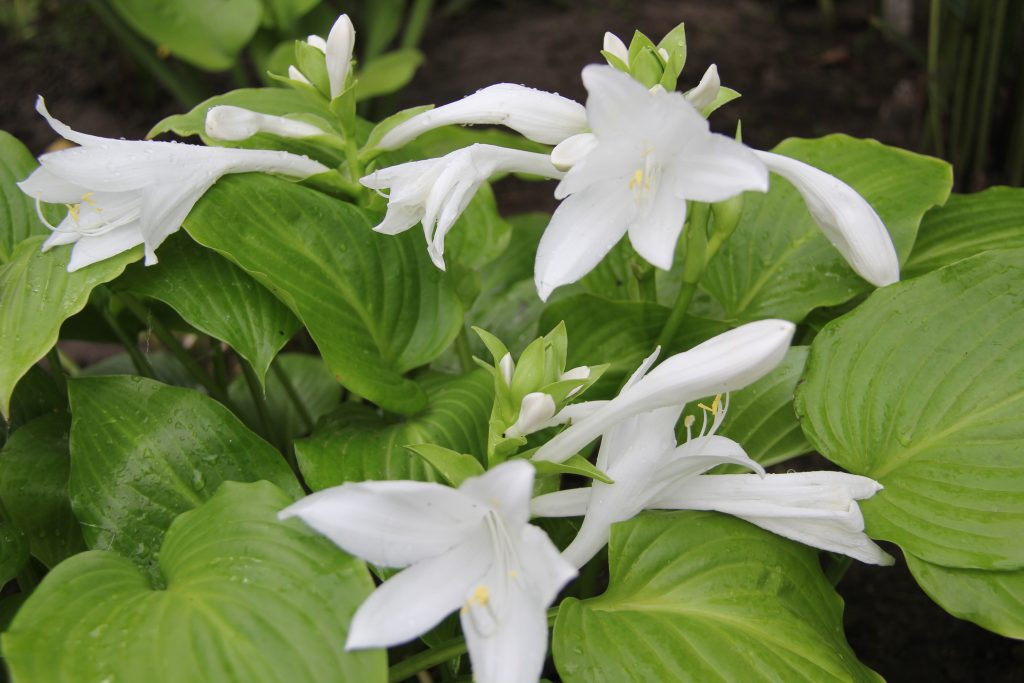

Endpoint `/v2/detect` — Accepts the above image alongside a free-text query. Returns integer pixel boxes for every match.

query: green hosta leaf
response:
[68,376,301,575]
[185,174,463,415]
[905,553,1024,639]
[6,364,65,433]
[903,186,1024,278]
[355,49,424,102]
[405,444,484,487]
[295,371,491,490]
[796,249,1024,569]
[714,346,811,469]
[0,414,85,568]
[228,353,341,439]
[109,0,262,71]
[0,130,48,263]
[0,237,139,418]
[362,0,406,59]
[444,184,512,270]
[79,350,195,388]
[120,234,301,386]
[540,294,729,397]
[0,519,28,591]
[3,481,385,683]
[553,511,878,682]
[702,135,952,323]
[259,0,318,29]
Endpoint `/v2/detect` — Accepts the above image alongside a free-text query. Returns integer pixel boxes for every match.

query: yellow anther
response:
[508,570,519,579]
[67,203,80,222]
[81,192,96,206]
[628,169,644,190]
[698,394,722,414]
[468,585,490,607]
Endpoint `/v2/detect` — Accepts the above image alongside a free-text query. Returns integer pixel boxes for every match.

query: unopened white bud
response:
[306,34,327,53]
[326,13,356,99]
[205,106,326,142]
[505,392,557,439]
[685,64,721,112]
[498,353,515,386]
[603,32,629,65]
[288,65,312,85]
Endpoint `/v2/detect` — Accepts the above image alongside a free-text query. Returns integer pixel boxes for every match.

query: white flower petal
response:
[602,32,629,65]
[626,174,687,270]
[66,224,145,271]
[378,84,587,149]
[530,488,591,518]
[551,132,599,171]
[205,106,326,141]
[34,96,108,147]
[684,64,721,112]
[346,531,490,649]
[518,524,577,605]
[755,150,900,287]
[533,320,794,463]
[17,166,88,203]
[288,65,312,85]
[534,180,632,300]
[326,13,355,99]
[504,392,557,439]
[623,347,660,389]
[279,481,487,567]
[580,65,651,137]
[458,460,535,529]
[306,34,327,53]
[673,132,769,202]
[41,228,80,250]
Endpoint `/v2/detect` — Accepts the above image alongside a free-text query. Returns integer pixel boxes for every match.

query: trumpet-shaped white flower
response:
[532,318,795,464]
[534,65,768,300]
[18,98,328,271]
[361,143,563,269]
[377,84,588,150]
[532,394,893,568]
[279,460,576,683]
[205,105,327,141]
[754,150,900,287]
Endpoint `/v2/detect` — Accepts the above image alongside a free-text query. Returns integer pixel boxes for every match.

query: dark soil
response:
[1,0,1020,680]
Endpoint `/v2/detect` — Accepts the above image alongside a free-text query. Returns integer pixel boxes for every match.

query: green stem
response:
[656,281,698,350]
[211,341,229,389]
[387,609,558,683]
[925,0,945,157]
[973,0,1009,186]
[401,0,435,50]
[455,326,474,374]
[119,294,228,404]
[656,203,709,350]
[241,360,281,448]
[272,361,315,434]
[46,345,67,403]
[97,303,156,379]
[83,0,205,108]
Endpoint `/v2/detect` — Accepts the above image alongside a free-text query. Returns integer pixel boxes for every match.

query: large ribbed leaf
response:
[553,511,878,682]
[120,234,301,385]
[0,414,84,568]
[295,371,492,490]
[702,135,951,323]
[0,131,48,263]
[3,481,385,683]
[68,376,301,575]
[903,186,1024,278]
[0,237,139,418]
[796,249,1024,569]
[184,174,463,414]
[540,294,729,397]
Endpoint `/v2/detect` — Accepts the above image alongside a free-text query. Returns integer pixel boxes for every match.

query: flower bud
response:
[504,392,557,439]
[204,106,326,142]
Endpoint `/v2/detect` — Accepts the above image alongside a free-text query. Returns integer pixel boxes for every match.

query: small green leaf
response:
[68,376,301,575]
[362,104,435,154]
[553,511,879,682]
[296,371,492,489]
[797,249,1024,569]
[185,174,464,415]
[355,49,424,102]
[531,454,613,485]
[406,444,484,487]
[697,86,740,117]
[0,414,85,568]
[0,237,139,418]
[904,186,1024,278]
[294,40,332,96]
[108,0,262,71]
[3,481,386,683]
[0,130,49,264]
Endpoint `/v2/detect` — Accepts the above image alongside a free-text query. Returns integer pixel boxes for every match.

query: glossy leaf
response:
[3,481,385,683]
[109,0,263,71]
[68,375,301,575]
[0,414,84,568]
[796,249,1024,569]
[906,553,1024,639]
[0,130,48,263]
[185,174,464,414]
[553,511,879,682]
[0,237,139,418]
[295,371,492,490]
[228,353,341,439]
[120,234,301,385]
[903,186,1024,278]
[702,135,952,323]
[6,364,65,433]
[444,183,512,270]
[540,294,730,397]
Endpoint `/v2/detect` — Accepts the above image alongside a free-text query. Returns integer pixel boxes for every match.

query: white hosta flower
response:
[377,84,588,150]
[532,395,892,568]
[326,13,356,99]
[504,392,557,439]
[534,65,768,300]
[279,460,576,683]
[18,98,328,271]
[532,318,795,464]
[362,144,563,269]
[754,150,900,287]
[205,106,327,141]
